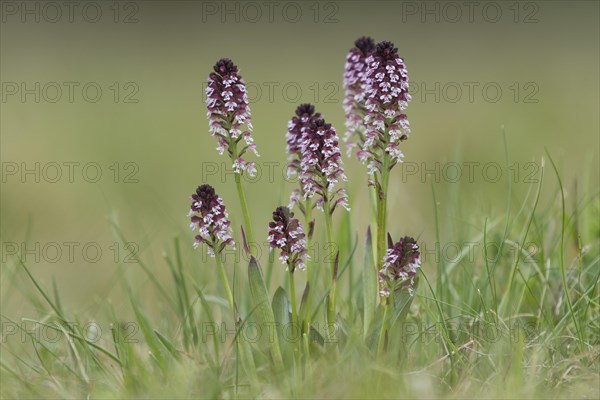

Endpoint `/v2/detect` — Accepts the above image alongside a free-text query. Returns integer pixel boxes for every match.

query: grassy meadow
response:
[1,1,599,398]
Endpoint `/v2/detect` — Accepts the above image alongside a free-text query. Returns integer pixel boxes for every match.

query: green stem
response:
[377,150,391,303]
[289,268,301,379]
[227,130,256,258]
[304,198,313,283]
[303,198,313,337]
[323,198,337,340]
[376,301,390,357]
[289,270,298,330]
[233,164,256,257]
[215,250,234,311]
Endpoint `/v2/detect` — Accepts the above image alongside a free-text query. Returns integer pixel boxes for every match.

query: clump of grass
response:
[2,162,598,398]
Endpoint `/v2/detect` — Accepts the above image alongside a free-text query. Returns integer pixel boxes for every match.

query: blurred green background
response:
[1,1,598,319]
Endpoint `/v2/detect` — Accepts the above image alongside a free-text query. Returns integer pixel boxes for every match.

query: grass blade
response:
[248,256,284,369]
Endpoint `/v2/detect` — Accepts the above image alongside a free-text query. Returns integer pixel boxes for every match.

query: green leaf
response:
[298,282,310,331]
[391,281,417,326]
[154,330,180,360]
[128,289,165,370]
[194,285,220,370]
[18,258,65,321]
[248,256,284,369]
[363,226,377,339]
[228,303,262,385]
[272,287,291,328]
[309,325,325,347]
[272,287,293,365]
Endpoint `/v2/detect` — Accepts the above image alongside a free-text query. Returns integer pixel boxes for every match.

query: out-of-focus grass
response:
[1,1,599,313]
[1,148,598,399]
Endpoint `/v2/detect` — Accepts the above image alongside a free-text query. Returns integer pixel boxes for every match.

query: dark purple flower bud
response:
[343,36,376,154]
[189,184,234,256]
[361,41,412,173]
[268,206,308,272]
[378,236,420,297]
[298,116,350,212]
[206,58,259,176]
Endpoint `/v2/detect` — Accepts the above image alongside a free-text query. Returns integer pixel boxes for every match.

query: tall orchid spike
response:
[287,103,320,159]
[298,116,350,213]
[343,36,376,156]
[286,103,321,178]
[206,58,259,176]
[359,40,412,174]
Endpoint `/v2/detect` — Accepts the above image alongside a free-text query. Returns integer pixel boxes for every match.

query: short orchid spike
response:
[267,206,308,273]
[189,184,235,256]
[378,236,421,297]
